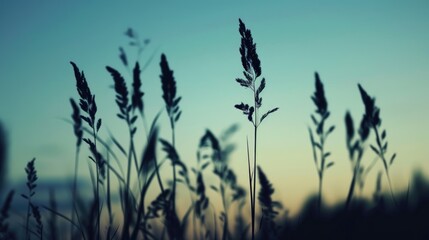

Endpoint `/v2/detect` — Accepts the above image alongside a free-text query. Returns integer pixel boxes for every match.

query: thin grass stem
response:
[373,127,397,206]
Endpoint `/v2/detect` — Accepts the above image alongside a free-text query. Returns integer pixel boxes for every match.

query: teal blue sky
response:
[1,1,428,212]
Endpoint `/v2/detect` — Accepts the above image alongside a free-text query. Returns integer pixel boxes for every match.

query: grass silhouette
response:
[308,72,335,213]
[159,53,182,240]
[106,64,140,240]
[0,19,428,240]
[344,110,370,210]
[22,158,38,240]
[70,61,103,239]
[234,18,278,240]
[358,84,398,206]
[257,166,281,239]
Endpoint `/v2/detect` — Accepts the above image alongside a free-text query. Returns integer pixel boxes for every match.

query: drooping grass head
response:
[358,84,381,128]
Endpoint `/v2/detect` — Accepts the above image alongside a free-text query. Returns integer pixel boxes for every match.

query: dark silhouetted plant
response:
[30,203,43,240]
[160,53,182,146]
[200,129,246,240]
[131,63,145,115]
[159,139,188,240]
[21,158,37,240]
[70,62,103,239]
[191,132,213,240]
[344,111,370,209]
[194,129,245,240]
[257,166,282,240]
[119,47,128,68]
[131,127,164,240]
[106,65,140,240]
[144,189,172,239]
[308,72,335,212]
[64,121,125,184]
[145,189,171,220]
[160,53,182,229]
[70,98,83,148]
[119,32,147,114]
[234,18,278,240]
[358,84,397,205]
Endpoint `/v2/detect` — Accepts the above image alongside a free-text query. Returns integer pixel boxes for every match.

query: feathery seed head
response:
[70,62,98,127]
[160,54,182,123]
[160,54,176,108]
[358,114,370,141]
[132,62,144,113]
[358,84,381,127]
[238,19,261,78]
[345,111,355,144]
[312,72,328,117]
[106,66,129,115]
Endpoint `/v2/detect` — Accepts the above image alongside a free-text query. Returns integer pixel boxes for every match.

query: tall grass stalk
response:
[308,72,335,213]
[22,158,37,240]
[144,111,165,194]
[195,129,243,240]
[358,84,397,206]
[234,19,278,240]
[160,53,182,227]
[257,166,281,239]
[201,129,245,240]
[70,62,103,239]
[106,65,140,239]
[159,139,187,240]
[68,122,125,183]
[131,126,160,239]
[344,111,369,210]
[30,203,43,240]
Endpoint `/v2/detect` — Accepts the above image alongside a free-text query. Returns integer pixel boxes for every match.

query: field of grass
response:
[1,19,429,240]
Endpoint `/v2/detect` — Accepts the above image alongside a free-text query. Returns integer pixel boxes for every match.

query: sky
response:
[0,0,428,214]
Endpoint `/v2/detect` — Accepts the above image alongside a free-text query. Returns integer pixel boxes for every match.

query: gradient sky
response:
[1,1,428,213]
